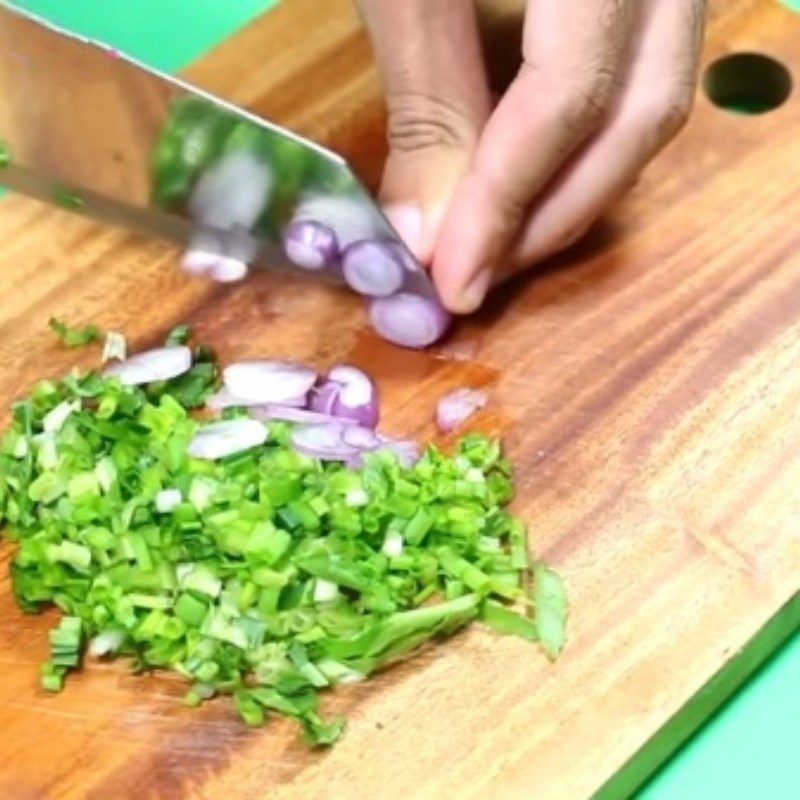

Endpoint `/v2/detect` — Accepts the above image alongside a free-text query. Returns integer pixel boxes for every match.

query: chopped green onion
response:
[49,318,101,347]
[403,507,433,546]
[533,563,568,659]
[0,322,566,748]
[165,324,191,345]
[480,599,538,641]
[509,519,530,570]
[42,616,83,686]
[52,185,85,211]
[102,331,128,362]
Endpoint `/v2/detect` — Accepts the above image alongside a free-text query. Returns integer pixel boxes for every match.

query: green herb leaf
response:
[533,563,568,659]
[52,185,85,211]
[49,318,102,347]
[480,600,538,641]
[165,324,191,346]
[302,712,346,746]
[102,331,127,362]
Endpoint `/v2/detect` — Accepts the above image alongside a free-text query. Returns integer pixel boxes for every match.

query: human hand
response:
[358,0,707,313]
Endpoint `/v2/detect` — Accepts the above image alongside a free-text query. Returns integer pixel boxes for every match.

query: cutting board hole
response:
[703,52,792,114]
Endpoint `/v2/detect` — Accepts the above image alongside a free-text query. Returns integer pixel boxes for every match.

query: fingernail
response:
[458,268,492,312]
[383,202,422,257]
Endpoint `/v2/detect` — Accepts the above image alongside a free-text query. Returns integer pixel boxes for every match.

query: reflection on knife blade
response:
[0,1,451,348]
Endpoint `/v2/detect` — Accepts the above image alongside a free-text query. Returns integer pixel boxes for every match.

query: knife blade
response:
[0,2,444,320]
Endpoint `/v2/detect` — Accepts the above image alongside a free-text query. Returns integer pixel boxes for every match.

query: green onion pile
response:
[0,323,566,745]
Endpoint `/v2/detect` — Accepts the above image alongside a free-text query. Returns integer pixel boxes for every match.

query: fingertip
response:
[446,268,493,314]
[433,237,493,313]
[431,174,504,313]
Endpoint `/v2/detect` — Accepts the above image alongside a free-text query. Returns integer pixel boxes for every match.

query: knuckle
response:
[637,80,695,143]
[550,68,618,136]
[386,92,476,153]
[547,219,592,254]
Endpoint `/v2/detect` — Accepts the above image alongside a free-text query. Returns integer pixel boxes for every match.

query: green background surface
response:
[13,0,276,72]
[8,1,800,798]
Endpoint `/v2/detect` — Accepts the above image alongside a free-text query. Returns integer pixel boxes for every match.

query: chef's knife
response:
[0,2,448,345]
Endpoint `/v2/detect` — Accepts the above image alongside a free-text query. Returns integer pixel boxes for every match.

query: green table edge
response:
[595,590,800,799]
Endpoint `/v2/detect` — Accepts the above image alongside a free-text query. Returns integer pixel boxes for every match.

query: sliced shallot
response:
[342,239,404,297]
[182,228,254,283]
[341,425,380,450]
[309,382,341,415]
[188,419,268,460]
[369,293,451,349]
[279,394,310,408]
[207,386,307,410]
[206,386,246,410]
[344,453,364,470]
[283,220,338,270]
[436,387,488,432]
[104,346,192,386]
[316,364,379,427]
[223,360,316,405]
[248,404,358,426]
[210,256,248,284]
[290,423,359,461]
[181,228,225,276]
[182,249,223,276]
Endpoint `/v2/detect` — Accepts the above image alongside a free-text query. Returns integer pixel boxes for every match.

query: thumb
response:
[358,0,490,263]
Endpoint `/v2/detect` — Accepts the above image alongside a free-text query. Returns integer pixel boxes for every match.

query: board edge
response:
[592,589,800,800]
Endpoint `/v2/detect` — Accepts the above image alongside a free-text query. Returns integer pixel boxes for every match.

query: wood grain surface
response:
[1,1,799,798]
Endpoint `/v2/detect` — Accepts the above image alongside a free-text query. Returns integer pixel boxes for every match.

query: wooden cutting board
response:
[1,1,799,798]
